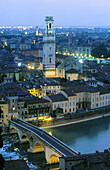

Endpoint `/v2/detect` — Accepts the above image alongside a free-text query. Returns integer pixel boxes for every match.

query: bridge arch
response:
[49,154,60,164]
[10,126,22,142]
[21,134,29,144]
[33,143,44,153]
[10,127,18,134]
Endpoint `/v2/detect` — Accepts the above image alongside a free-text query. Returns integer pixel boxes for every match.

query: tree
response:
[91,45,108,58]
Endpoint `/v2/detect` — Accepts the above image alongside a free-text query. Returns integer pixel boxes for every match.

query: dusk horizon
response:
[0,0,110,27]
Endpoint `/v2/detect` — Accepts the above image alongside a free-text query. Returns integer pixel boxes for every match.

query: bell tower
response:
[43,16,56,77]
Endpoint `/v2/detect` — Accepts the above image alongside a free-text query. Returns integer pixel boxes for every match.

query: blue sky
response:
[0,0,110,26]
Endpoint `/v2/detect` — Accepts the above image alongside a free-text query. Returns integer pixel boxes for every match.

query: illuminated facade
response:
[28,87,42,98]
[43,16,56,77]
[0,100,9,126]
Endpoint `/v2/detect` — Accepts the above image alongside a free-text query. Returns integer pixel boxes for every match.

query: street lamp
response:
[79,59,83,73]
[18,63,21,67]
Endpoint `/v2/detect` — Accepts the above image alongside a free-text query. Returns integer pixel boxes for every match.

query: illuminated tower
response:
[43,16,56,77]
[36,26,38,36]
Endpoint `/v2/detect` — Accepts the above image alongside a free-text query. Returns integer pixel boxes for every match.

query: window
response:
[58,104,60,108]
[79,98,81,102]
[92,104,94,108]
[50,58,51,63]
[62,103,64,107]
[73,108,74,111]
[49,23,51,29]
[25,111,27,114]
[69,109,71,112]
[65,109,67,112]
[100,97,102,101]
[93,98,94,102]
[70,102,71,106]
[50,47,51,50]
[106,96,107,99]
[73,102,75,106]
[65,103,67,107]
[97,97,98,101]
[103,96,104,100]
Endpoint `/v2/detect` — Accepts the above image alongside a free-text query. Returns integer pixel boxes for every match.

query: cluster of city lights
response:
[28,64,34,69]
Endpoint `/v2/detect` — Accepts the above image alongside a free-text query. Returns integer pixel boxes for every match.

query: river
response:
[1,115,110,169]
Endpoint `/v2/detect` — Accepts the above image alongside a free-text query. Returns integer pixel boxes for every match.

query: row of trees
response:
[91,45,110,58]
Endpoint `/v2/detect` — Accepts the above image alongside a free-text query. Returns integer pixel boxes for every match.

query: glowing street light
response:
[18,63,21,67]
[79,59,83,64]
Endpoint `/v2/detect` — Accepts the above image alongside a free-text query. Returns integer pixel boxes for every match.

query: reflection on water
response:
[46,116,110,154]
[1,116,110,169]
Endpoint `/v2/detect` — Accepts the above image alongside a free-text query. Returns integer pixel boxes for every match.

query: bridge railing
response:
[13,119,78,155]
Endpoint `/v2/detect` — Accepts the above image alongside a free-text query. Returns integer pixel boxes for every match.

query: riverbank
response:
[40,112,110,129]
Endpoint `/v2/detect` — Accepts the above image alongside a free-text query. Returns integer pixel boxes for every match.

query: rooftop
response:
[48,93,68,102]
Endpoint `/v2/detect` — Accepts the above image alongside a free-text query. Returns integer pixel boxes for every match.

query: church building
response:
[43,16,79,79]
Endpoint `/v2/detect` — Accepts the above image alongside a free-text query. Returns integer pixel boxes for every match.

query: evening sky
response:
[0,0,110,27]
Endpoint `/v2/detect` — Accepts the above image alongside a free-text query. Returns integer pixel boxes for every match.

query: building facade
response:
[0,99,9,127]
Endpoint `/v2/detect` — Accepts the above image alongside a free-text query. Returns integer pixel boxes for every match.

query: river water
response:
[1,115,110,169]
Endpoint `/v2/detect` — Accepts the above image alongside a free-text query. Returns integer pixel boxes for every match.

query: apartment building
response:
[62,85,110,110]
[44,93,69,117]
[41,82,61,97]
[17,96,51,121]
[0,96,9,127]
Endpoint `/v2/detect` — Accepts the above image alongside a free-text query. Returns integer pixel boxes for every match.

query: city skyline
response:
[0,0,110,27]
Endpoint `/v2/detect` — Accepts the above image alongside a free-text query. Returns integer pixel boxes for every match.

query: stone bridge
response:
[10,120,78,164]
